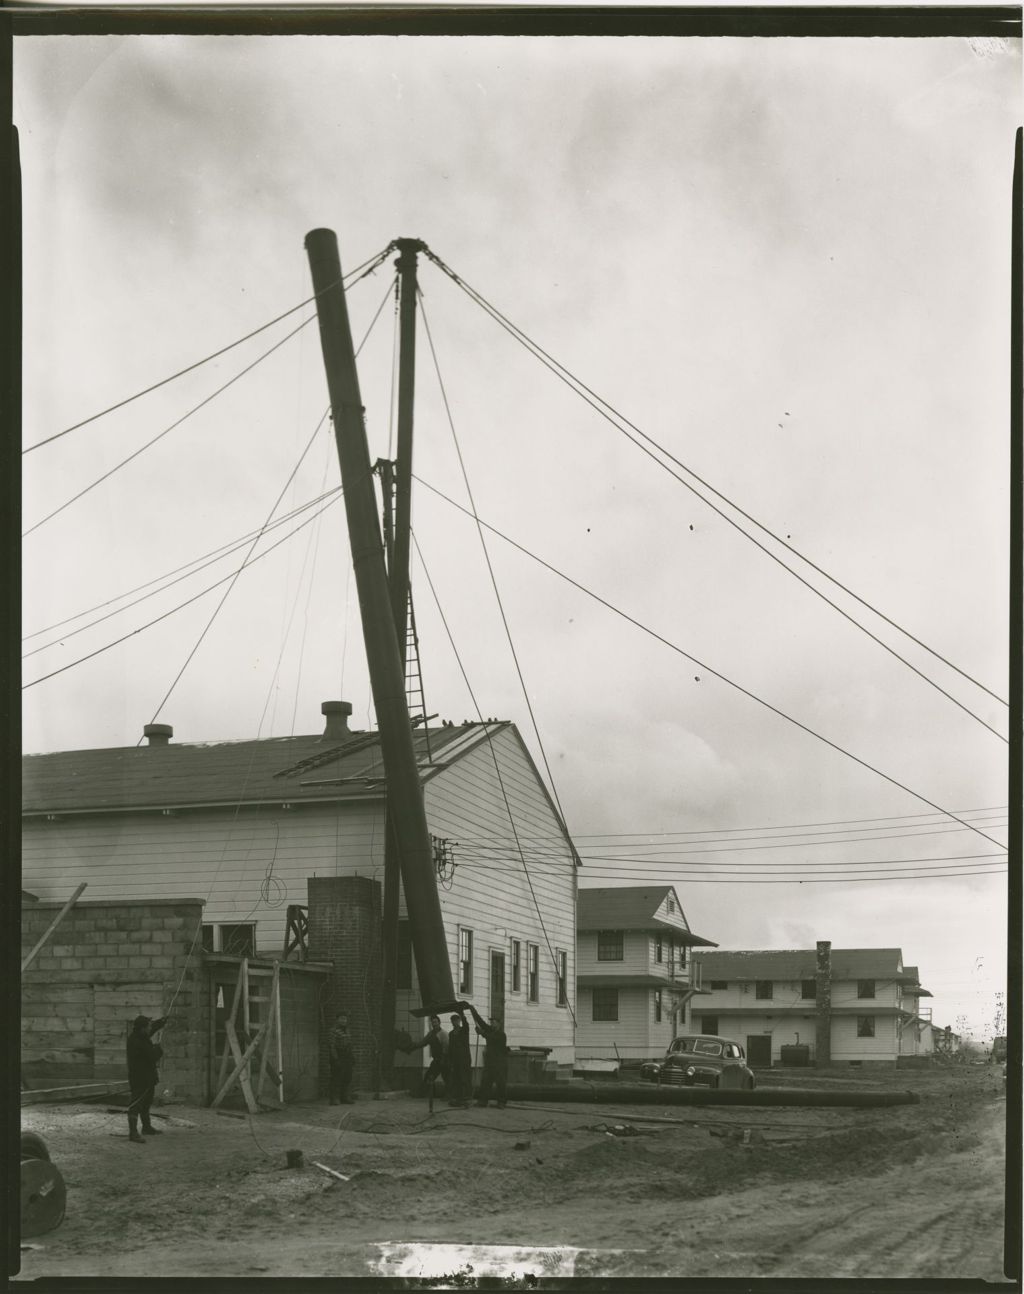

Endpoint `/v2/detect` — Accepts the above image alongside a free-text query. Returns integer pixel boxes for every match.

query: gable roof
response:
[692,947,906,981]
[577,886,717,946]
[22,721,509,814]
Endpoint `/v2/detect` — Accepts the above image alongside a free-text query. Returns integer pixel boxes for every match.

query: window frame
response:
[857,1015,876,1038]
[510,939,522,993]
[527,942,540,1003]
[458,926,474,995]
[556,949,568,1007]
[709,979,728,991]
[801,979,817,1000]
[654,988,663,1023]
[755,980,774,1000]
[217,923,256,956]
[857,979,877,999]
[597,929,624,961]
[592,986,618,1021]
[654,934,664,964]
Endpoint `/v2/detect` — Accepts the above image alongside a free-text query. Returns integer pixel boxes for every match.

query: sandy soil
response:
[15,1064,1012,1281]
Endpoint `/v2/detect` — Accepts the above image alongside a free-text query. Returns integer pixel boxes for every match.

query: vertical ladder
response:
[404,590,432,761]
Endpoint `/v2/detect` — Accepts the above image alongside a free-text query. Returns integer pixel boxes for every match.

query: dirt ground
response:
[16,1063,1013,1282]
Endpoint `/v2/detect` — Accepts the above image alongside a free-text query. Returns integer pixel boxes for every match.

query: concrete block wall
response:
[306,876,382,1093]
[21,898,206,1101]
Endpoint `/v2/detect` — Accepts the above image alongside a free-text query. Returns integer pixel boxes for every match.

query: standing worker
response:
[446,1012,472,1108]
[465,1003,509,1108]
[328,1012,355,1104]
[126,1014,169,1143]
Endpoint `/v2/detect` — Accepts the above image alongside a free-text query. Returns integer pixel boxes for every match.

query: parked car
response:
[640,1034,756,1091]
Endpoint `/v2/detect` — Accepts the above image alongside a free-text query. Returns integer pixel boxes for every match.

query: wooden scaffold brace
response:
[211,958,285,1114]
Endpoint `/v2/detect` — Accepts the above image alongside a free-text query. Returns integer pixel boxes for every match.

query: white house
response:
[574,885,717,1062]
[688,946,933,1068]
[22,700,578,1067]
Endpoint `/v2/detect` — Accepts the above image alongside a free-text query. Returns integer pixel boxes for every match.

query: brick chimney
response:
[815,939,832,1067]
[321,700,352,742]
[143,723,173,747]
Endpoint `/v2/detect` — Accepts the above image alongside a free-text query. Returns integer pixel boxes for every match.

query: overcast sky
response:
[16,30,1018,1042]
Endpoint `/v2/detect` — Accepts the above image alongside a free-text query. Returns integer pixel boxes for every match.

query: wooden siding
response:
[421,726,576,1063]
[576,929,650,977]
[23,724,577,1065]
[575,985,680,1060]
[21,804,385,956]
[685,1002,902,1065]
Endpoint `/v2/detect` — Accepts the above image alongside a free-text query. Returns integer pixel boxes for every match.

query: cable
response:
[22,314,317,539]
[23,242,396,455]
[413,534,578,1027]
[141,276,395,736]
[22,492,341,690]
[413,474,1006,853]
[23,486,341,659]
[424,249,1009,714]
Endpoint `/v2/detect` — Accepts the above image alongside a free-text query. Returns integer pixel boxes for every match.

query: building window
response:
[527,943,539,1003]
[597,930,624,961]
[592,987,618,1021]
[857,979,876,999]
[201,924,215,953]
[458,928,473,994]
[857,1016,876,1038]
[557,950,568,1007]
[700,1015,719,1035]
[511,939,522,992]
[220,923,256,956]
[654,989,663,1023]
[396,920,412,990]
[654,934,664,963]
[709,980,728,990]
[801,979,817,999]
[755,980,773,1000]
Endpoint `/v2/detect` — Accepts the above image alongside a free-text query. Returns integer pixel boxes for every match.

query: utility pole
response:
[304,228,455,1015]
[379,238,425,1086]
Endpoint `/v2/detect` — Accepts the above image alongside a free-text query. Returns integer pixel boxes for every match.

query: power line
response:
[22,492,342,691]
[22,313,318,539]
[569,805,1009,839]
[22,243,396,455]
[22,486,341,658]
[413,473,1006,852]
[467,861,1008,885]
[424,249,1009,717]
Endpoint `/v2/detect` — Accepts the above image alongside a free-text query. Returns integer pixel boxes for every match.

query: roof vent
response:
[144,723,173,747]
[321,700,352,742]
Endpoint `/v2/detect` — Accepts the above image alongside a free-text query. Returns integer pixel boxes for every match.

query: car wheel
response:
[20,1131,50,1162]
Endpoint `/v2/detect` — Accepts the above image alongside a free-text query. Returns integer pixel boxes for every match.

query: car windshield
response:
[670,1037,724,1057]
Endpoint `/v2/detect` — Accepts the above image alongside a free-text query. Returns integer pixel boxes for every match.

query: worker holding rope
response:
[126,1014,169,1143]
[464,1004,509,1109]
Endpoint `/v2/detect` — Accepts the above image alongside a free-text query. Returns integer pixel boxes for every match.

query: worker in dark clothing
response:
[446,1012,472,1107]
[126,1014,169,1143]
[465,1003,509,1108]
[328,1013,355,1104]
[403,1015,448,1094]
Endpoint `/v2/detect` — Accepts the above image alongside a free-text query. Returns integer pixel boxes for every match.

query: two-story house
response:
[688,945,933,1067]
[22,700,580,1093]
[574,885,717,1061]
[897,965,934,1059]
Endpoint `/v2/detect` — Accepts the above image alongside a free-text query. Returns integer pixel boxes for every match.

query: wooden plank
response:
[211,1019,265,1111]
[273,961,284,1106]
[215,970,245,1098]
[241,956,250,1037]
[21,883,88,972]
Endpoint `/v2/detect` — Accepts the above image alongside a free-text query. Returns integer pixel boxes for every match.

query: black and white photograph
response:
[12,9,1020,1282]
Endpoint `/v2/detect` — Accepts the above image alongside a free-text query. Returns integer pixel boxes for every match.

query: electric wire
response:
[413,473,1007,854]
[413,532,578,1027]
[22,491,341,690]
[139,276,396,737]
[470,862,1007,884]
[22,314,317,539]
[423,249,1009,718]
[23,243,395,455]
[22,486,342,660]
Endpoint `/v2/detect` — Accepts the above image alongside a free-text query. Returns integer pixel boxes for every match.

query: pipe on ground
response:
[504,1083,920,1108]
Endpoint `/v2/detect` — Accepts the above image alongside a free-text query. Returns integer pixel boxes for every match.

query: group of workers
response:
[400,1002,509,1108]
[124,1000,510,1143]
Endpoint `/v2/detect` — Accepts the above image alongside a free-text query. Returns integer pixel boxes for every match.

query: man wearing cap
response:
[446,1011,472,1107]
[126,1014,169,1143]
